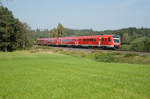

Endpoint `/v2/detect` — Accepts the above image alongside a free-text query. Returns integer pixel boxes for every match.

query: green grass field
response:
[0,51,150,99]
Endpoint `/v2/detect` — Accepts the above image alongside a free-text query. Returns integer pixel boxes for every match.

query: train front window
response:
[113,38,119,43]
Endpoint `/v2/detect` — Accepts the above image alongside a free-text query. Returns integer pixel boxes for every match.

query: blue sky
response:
[3,0,150,30]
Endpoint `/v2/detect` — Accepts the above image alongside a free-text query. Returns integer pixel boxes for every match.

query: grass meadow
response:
[0,51,150,99]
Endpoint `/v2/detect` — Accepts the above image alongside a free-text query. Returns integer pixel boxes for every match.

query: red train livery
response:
[37,35,121,49]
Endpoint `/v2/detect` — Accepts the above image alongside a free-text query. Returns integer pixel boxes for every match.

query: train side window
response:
[105,38,107,41]
[93,39,95,42]
[108,37,111,42]
[92,39,94,42]
[102,38,104,41]
[84,39,88,42]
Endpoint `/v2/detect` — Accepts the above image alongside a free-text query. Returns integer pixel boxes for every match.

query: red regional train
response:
[37,35,121,49]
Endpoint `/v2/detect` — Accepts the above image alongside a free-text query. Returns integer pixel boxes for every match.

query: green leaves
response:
[57,23,65,37]
[50,23,65,38]
[130,37,150,52]
[0,6,33,52]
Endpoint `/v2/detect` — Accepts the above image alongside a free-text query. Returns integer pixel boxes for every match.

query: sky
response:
[2,0,150,30]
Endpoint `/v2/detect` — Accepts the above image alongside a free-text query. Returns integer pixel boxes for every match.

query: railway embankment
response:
[32,46,150,64]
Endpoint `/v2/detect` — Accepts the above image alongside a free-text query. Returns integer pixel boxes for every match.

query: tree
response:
[0,6,33,52]
[15,21,33,48]
[0,6,15,51]
[57,23,65,37]
[144,38,150,51]
[49,23,65,38]
[50,28,57,37]
[36,28,40,32]
[122,33,129,44]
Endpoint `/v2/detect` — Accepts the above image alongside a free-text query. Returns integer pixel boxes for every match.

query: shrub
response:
[95,52,116,62]
[143,38,150,52]
[120,45,131,51]
[141,54,148,58]
[111,52,122,55]
[124,53,138,57]
[130,37,150,52]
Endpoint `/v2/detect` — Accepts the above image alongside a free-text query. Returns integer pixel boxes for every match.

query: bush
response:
[143,38,150,51]
[124,53,138,57]
[95,52,116,62]
[120,45,131,51]
[141,54,148,58]
[130,37,146,51]
[130,37,150,52]
[111,52,122,55]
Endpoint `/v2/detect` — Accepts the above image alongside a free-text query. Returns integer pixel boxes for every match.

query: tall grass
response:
[40,46,150,64]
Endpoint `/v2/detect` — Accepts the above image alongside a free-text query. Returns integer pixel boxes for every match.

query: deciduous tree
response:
[50,28,57,38]
[57,23,65,37]
[0,6,33,52]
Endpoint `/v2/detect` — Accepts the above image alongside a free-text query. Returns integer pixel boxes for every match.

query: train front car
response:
[112,35,121,49]
[100,35,121,49]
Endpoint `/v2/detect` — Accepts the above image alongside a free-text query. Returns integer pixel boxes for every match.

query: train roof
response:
[37,35,119,40]
[59,35,114,39]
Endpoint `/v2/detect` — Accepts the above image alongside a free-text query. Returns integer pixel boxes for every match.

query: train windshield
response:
[113,35,120,43]
[113,38,119,43]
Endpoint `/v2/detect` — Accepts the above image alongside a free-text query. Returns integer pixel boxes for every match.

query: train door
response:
[98,37,101,47]
[59,39,61,45]
[76,40,78,46]
[75,39,78,46]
